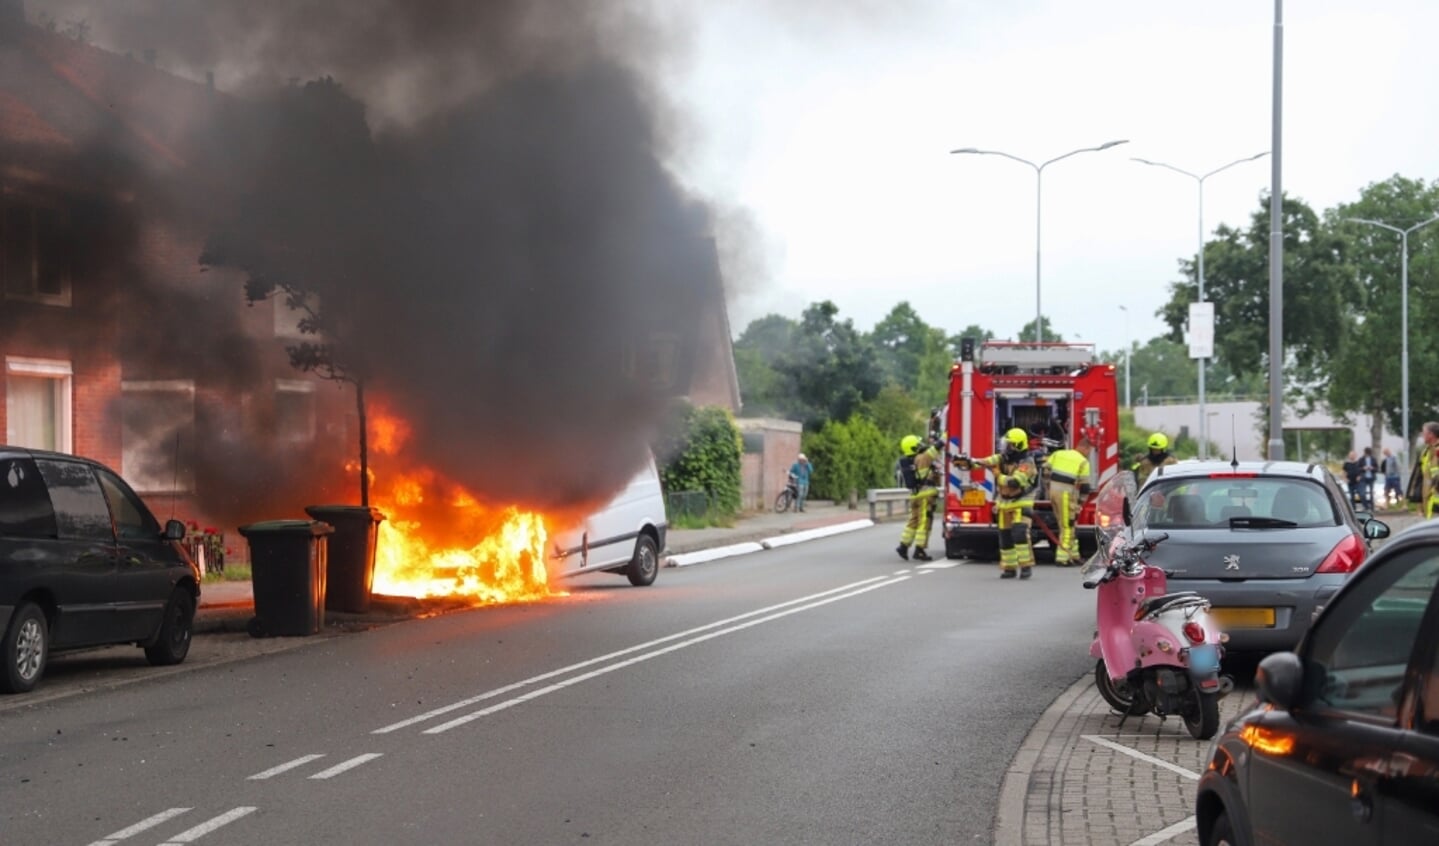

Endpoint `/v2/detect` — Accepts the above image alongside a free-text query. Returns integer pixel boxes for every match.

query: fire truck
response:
[939,340,1121,562]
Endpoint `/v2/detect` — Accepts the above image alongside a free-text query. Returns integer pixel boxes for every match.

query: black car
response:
[1,447,200,693]
[1195,518,1439,845]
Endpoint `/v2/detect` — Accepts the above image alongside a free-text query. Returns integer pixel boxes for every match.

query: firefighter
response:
[896,434,940,561]
[957,427,1039,579]
[1131,432,1178,487]
[1418,421,1439,519]
[1045,434,1093,566]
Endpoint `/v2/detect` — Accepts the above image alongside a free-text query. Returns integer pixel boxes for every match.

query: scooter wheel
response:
[1095,659,1148,716]
[1184,689,1220,740]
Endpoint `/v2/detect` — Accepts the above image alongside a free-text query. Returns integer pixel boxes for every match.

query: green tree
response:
[870,301,931,390]
[733,313,798,417]
[947,324,995,359]
[1017,315,1063,343]
[778,301,883,427]
[1326,175,1439,444]
[1158,193,1354,387]
[860,385,925,443]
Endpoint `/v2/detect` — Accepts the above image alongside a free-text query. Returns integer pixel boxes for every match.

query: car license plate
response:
[1186,644,1220,673]
[962,489,987,506]
[1210,607,1276,628]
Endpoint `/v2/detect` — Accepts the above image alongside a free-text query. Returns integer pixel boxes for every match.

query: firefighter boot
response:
[913,548,933,562]
[895,544,910,561]
[999,568,1017,579]
[1019,566,1034,580]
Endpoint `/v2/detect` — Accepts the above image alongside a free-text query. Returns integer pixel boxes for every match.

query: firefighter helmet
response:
[1004,428,1029,451]
[900,435,922,456]
[1147,432,1169,451]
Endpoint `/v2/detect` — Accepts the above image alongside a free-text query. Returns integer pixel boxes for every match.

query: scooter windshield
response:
[1080,472,1138,585]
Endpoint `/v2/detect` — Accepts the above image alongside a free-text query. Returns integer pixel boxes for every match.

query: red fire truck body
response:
[940,341,1121,561]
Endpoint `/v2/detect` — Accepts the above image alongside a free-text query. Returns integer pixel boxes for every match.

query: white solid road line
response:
[373,575,895,734]
[85,808,191,846]
[246,753,326,780]
[422,575,911,734]
[1129,816,1198,846]
[308,753,384,780]
[155,806,257,845]
[1080,735,1202,780]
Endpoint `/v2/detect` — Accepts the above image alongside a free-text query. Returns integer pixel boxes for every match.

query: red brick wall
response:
[737,419,801,510]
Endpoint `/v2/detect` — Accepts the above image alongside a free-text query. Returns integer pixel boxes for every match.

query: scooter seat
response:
[1134,591,1206,620]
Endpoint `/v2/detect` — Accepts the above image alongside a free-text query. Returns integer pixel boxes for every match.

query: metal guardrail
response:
[866,487,911,521]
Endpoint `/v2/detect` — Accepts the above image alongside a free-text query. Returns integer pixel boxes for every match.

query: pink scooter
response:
[1082,476,1229,740]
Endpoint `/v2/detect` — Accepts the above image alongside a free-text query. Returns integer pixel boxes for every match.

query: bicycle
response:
[774,476,800,513]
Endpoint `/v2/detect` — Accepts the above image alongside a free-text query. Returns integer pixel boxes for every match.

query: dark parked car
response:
[1,447,200,693]
[1131,460,1389,653]
[1195,518,1439,845]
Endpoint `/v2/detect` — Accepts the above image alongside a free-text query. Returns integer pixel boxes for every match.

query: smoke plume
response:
[16,0,727,525]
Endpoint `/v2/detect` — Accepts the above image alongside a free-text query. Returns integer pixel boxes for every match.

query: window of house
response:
[1,201,71,306]
[5,357,72,453]
[275,379,317,443]
[121,380,195,493]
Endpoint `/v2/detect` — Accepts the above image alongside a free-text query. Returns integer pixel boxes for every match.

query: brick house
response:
[0,10,351,532]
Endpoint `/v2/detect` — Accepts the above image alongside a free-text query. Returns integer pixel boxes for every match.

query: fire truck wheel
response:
[626,534,660,587]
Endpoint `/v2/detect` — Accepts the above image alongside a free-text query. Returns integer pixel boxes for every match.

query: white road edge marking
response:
[247,753,326,780]
[424,576,911,734]
[373,575,895,734]
[308,753,384,780]
[914,561,960,570]
[1129,815,1197,846]
[85,808,191,846]
[155,806,256,845]
[1081,735,1202,781]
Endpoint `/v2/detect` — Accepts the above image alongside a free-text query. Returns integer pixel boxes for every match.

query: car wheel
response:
[2,602,49,694]
[1095,659,1148,715]
[1206,811,1236,846]
[144,588,195,666]
[626,534,660,587]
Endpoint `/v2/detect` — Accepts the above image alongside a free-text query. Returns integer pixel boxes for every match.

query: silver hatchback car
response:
[1131,460,1390,654]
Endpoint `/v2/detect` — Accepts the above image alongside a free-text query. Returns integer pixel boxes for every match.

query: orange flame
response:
[359,407,563,605]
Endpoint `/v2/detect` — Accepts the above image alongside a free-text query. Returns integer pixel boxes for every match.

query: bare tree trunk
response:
[356,379,370,507]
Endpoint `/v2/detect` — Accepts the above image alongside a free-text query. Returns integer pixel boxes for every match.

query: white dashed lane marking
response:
[154,806,257,845]
[86,808,191,846]
[247,754,327,780]
[308,753,384,780]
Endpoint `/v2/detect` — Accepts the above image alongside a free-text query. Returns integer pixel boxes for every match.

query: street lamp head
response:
[950,147,980,154]
[1098,140,1130,151]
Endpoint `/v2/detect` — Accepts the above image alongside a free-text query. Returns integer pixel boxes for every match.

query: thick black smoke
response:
[17,0,725,523]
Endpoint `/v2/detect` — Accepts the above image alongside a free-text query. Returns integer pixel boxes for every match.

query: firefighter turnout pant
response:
[1048,480,1081,565]
[900,488,938,550]
[996,499,1035,573]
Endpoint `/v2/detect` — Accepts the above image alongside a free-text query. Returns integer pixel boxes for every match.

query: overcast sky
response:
[668,0,1439,355]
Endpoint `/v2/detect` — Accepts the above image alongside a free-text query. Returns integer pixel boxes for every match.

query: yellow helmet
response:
[1005,428,1029,451]
[900,435,922,456]
[1147,432,1169,451]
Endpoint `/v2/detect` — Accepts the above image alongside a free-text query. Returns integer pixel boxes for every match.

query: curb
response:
[993,671,1090,846]
[759,519,875,549]
[665,519,876,568]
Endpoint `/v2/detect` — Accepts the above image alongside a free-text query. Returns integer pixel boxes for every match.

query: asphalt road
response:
[0,525,1093,846]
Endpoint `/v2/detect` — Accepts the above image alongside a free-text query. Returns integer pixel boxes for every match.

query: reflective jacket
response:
[974,450,1038,502]
[1046,448,1092,492]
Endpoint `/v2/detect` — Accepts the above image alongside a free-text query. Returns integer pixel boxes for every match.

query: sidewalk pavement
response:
[194,499,883,633]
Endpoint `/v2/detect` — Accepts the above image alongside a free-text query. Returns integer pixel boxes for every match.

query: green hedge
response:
[657,403,743,516]
[802,414,894,502]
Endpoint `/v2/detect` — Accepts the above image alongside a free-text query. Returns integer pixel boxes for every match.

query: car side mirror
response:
[1256,651,1304,709]
[163,519,187,541]
[1363,520,1390,540]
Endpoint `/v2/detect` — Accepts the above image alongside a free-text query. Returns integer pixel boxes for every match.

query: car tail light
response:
[1316,534,1366,574]
[1182,621,1205,644]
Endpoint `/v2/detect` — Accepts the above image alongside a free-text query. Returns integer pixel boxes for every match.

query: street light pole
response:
[1132,151,1268,459]
[951,140,1129,343]
[1119,304,1131,408]
[1344,214,1439,467]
